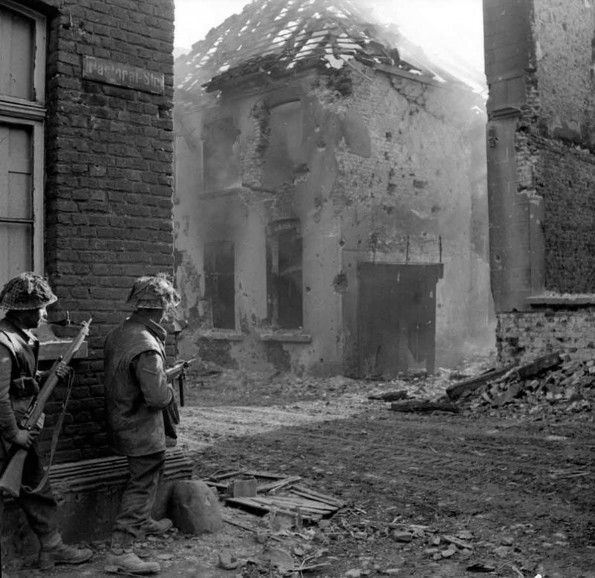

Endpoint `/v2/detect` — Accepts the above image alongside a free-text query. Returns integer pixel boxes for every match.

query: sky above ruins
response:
[174,0,485,72]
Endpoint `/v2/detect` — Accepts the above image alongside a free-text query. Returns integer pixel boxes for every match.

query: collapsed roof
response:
[175,0,464,96]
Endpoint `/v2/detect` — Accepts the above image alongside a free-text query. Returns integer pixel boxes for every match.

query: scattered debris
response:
[390,399,459,413]
[207,470,345,526]
[457,353,595,418]
[368,390,410,402]
[447,352,562,401]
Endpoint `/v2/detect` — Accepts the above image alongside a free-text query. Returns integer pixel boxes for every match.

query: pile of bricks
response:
[460,356,595,418]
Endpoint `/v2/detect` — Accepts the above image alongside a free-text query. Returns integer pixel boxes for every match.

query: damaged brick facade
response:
[174,0,491,377]
[484,0,595,362]
[1,0,175,557]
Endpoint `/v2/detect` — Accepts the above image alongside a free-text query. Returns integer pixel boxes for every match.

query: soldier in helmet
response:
[0,272,93,570]
[104,273,181,575]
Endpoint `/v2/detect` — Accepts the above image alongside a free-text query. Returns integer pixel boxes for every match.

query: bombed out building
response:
[484,0,595,363]
[174,0,492,378]
[0,0,183,561]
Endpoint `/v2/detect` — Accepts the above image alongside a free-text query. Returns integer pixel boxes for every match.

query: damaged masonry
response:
[173,0,492,379]
[2,0,595,576]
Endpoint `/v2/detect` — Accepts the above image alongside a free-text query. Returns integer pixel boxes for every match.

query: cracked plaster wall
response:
[174,64,491,373]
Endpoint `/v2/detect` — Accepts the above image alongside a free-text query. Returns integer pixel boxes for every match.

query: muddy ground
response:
[6,358,595,578]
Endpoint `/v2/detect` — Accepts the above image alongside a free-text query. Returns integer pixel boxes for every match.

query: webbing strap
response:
[22,368,75,495]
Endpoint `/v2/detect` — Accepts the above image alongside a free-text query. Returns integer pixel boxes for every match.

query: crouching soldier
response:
[104,274,181,575]
[0,273,93,570]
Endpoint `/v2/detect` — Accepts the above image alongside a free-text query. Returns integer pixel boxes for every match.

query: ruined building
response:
[484,0,595,362]
[0,0,183,560]
[174,0,491,378]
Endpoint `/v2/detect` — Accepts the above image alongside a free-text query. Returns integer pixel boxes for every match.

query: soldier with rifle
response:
[103,273,183,575]
[0,273,93,570]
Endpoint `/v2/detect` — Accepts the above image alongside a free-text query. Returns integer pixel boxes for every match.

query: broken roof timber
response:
[175,0,445,96]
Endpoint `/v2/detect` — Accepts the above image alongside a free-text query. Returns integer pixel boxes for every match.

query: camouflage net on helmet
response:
[127,273,180,311]
[0,272,58,310]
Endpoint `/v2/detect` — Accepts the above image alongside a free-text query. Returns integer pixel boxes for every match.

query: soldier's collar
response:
[128,312,167,342]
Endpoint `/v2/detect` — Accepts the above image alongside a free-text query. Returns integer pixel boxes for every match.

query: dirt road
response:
[187,377,595,577]
[7,367,595,577]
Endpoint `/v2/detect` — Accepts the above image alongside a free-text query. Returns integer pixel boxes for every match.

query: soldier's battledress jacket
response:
[0,318,40,443]
[104,313,173,457]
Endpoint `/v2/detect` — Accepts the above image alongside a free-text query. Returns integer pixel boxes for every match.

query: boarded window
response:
[203,117,240,191]
[204,241,235,329]
[0,3,45,289]
[267,222,303,329]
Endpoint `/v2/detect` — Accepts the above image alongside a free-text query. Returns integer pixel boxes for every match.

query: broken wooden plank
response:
[206,481,229,491]
[257,475,302,494]
[290,484,346,508]
[446,367,511,400]
[209,470,244,481]
[225,497,321,522]
[516,351,562,379]
[261,495,337,513]
[390,400,459,413]
[446,353,563,401]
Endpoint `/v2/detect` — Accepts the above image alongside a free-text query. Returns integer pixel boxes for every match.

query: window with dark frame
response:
[0,2,46,288]
[204,241,236,330]
[267,222,303,329]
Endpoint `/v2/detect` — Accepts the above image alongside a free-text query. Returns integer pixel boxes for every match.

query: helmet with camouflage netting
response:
[127,273,180,312]
[0,272,58,311]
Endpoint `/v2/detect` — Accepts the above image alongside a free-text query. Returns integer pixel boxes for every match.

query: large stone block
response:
[169,480,224,535]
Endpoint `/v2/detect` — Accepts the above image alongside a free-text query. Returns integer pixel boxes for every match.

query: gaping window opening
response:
[202,116,241,192]
[267,220,303,330]
[204,240,236,330]
[0,1,46,289]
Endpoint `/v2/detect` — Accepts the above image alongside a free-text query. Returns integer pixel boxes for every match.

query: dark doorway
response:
[357,263,443,378]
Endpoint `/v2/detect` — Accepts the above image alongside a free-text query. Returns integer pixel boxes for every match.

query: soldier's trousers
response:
[111,450,165,546]
[0,438,59,539]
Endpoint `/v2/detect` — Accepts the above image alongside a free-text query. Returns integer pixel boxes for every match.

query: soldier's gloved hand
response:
[13,429,40,450]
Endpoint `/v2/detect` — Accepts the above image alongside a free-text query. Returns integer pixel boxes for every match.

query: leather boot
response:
[141,517,173,536]
[38,530,93,570]
[105,549,161,575]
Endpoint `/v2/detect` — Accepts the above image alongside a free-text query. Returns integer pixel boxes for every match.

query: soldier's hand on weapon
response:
[38,360,70,384]
[13,428,40,450]
[55,361,70,381]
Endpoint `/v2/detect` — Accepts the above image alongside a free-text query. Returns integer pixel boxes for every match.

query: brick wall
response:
[498,309,595,364]
[32,0,175,461]
[539,140,595,293]
[485,0,595,363]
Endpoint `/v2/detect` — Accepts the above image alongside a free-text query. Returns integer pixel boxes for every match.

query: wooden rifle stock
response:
[0,318,92,498]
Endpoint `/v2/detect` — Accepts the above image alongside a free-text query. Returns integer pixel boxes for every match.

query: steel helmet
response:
[0,272,58,310]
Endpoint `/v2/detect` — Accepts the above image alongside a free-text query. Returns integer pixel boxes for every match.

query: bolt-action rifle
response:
[0,318,92,498]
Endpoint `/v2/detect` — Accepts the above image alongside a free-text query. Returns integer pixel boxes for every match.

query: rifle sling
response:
[23,369,75,495]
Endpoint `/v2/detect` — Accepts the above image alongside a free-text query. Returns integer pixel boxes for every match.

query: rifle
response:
[165,357,195,407]
[0,318,92,498]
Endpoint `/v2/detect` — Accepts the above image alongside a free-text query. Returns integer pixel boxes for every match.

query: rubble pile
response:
[459,356,595,419]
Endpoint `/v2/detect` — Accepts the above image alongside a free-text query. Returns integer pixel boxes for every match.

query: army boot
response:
[38,530,93,570]
[141,517,173,536]
[105,549,161,575]
[106,530,160,575]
